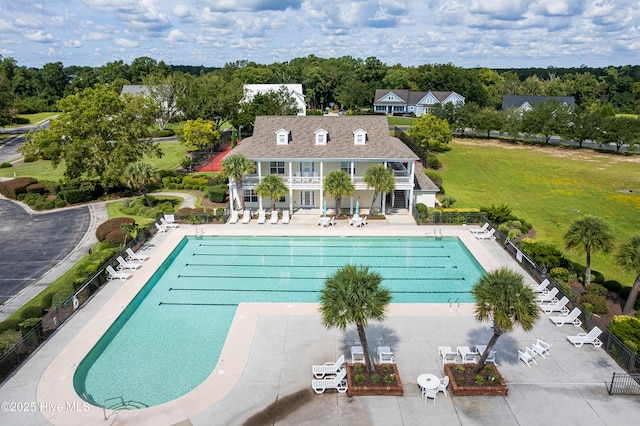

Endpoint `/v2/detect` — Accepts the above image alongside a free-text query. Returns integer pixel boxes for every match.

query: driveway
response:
[0,199,90,306]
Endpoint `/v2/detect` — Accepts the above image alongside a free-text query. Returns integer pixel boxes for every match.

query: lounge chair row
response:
[532,279,583,327]
[350,345,394,364]
[311,354,347,394]
[106,248,150,281]
[155,215,179,233]
[228,210,290,225]
[438,345,496,365]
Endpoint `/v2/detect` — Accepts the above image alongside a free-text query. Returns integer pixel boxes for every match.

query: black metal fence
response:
[607,372,640,395]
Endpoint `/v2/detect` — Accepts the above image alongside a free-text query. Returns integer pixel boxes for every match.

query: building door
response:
[300,191,315,208]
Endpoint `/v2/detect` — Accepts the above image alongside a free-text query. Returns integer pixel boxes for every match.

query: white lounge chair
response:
[422,387,438,405]
[532,339,552,358]
[540,296,570,314]
[160,217,179,228]
[116,256,142,270]
[532,279,551,294]
[518,347,538,367]
[351,346,365,364]
[535,287,559,304]
[469,222,489,234]
[311,368,347,394]
[377,346,394,364]
[457,346,478,363]
[437,375,449,397]
[257,210,266,224]
[270,210,278,224]
[241,210,251,224]
[163,213,176,224]
[106,265,132,281]
[126,247,149,262]
[282,210,290,224]
[567,326,603,348]
[312,354,345,379]
[360,215,368,226]
[228,210,239,224]
[550,307,582,327]
[475,228,496,240]
[438,346,458,366]
[155,222,168,233]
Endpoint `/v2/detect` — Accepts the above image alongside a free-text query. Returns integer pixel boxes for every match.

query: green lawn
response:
[438,138,640,286]
[0,141,188,180]
[3,112,58,128]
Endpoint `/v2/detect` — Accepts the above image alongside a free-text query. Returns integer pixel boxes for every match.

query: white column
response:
[408,161,415,212]
[289,161,294,213]
[257,161,263,211]
[320,162,324,210]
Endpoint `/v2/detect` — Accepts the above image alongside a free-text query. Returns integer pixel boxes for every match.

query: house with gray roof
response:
[225,115,438,216]
[502,95,575,113]
[243,84,306,116]
[373,89,465,117]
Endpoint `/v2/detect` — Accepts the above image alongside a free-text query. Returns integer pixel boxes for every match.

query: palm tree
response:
[616,235,640,315]
[319,264,391,372]
[563,215,615,286]
[471,267,539,374]
[323,170,355,217]
[122,162,157,207]
[221,154,256,211]
[364,164,395,215]
[255,174,288,211]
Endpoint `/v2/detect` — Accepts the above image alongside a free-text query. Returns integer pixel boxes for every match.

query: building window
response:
[270,161,285,174]
[243,189,258,203]
[341,162,355,175]
[278,134,286,144]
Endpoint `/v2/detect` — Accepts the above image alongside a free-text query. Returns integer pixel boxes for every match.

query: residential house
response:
[502,95,575,113]
[224,115,439,215]
[243,84,306,116]
[373,89,465,117]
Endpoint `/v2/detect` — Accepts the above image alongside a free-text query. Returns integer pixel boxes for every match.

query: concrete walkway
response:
[1,221,638,425]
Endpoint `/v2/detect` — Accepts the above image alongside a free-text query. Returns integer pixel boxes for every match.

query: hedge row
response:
[96,217,135,242]
[0,177,36,199]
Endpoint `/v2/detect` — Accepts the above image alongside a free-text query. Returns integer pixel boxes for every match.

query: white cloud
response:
[114,38,139,47]
[164,29,187,43]
[82,0,171,31]
[24,30,55,43]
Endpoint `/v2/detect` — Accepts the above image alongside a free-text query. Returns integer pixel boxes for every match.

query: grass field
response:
[0,141,188,180]
[438,138,640,286]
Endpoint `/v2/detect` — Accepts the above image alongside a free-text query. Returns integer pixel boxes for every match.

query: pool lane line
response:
[158,302,237,306]
[191,253,451,258]
[195,243,448,249]
[174,275,465,280]
[167,287,471,294]
[182,264,453,269]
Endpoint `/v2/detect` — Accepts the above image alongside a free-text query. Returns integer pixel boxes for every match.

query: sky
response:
[1,0,639,69]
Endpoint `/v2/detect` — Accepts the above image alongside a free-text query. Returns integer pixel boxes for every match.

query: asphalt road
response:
[0,199,90,304]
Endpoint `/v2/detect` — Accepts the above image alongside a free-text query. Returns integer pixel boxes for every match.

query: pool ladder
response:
[102,396,148,420]
[448,298,460,308]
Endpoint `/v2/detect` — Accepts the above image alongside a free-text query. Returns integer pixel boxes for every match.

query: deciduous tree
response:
[181,118,219,151]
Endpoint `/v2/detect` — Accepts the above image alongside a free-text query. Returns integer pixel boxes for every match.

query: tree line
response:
[2,54,640,127]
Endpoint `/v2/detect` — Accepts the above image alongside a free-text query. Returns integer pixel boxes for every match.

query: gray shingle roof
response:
[413,162,440,192]
[228,115,419,161]
[502,95,575,110]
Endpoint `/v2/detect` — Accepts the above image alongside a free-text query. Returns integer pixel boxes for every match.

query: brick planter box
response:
[346,363,404,396]
[444,364,508,396]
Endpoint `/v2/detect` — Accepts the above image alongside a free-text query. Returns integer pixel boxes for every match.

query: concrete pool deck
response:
[1,216,639,425]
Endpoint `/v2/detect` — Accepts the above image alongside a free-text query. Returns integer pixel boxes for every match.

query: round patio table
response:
[417,373,440,390]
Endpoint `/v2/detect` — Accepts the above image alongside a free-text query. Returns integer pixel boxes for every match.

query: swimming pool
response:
[74,236,484,408]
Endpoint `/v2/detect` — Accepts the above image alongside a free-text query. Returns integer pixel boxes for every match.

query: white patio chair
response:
[549,307,582,327]
[422,387,438,405]
[351,346,365,364]
[257,210,266,224]
[377,346,394,364]
[311,369,348,394]
[437,375,449,397]
[518,347,538,367]
[126,247,149,262]
[438,346,458,366]
[155,222,168,233]
[160,217,179,228]
[269,210,278,224]
[475,228,496,240]
[241,209,251,224]
[106,265,132,281]
[282,210,290,224]
[469,222,489,234]
[532,278,551,294]
[535,287,559,304]
[540,296,570,314]
[312,354,345,379]
[457,346,478,363]
[567,326,603,348]
[532,339,552,358]
[116,256,142,270]
[227,210,239,224]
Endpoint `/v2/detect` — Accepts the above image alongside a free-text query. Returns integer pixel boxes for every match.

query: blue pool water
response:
[74,236,484,408]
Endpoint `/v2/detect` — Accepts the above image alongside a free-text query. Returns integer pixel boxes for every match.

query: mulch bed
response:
[445,363,508,396]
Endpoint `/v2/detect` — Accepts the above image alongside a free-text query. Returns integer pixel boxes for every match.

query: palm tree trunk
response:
[235,177,244,211]
[473,327,503,374]
[585,251,592,286]
[369,191,378,215]
[622,274,640,315]
[335,196,342,217]
[356,321,374,372]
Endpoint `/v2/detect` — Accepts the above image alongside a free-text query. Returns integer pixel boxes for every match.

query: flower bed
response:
[346,363,403,396]
[444,363,508,396]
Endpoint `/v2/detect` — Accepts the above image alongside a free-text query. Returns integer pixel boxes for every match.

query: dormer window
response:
[353,129,367,145]
[315,128,328,145]
[275,128,289,145]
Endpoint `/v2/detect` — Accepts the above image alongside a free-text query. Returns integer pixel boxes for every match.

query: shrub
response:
[518,240,569,270]
[54,198,67,208]
[0,177,37,199]
[95,217,135,241]
[59,187,94,204]
[608,316,640,351]
[0,319,20,334]
[150,129,175,138]
[0,162,12,168]
[441,195,456,208]
[371,374,381,383]
[0,330,22,353]
[415,203,428,219]
[208,184,228,203]
[26,183,46,194]
[51,285,75,309]
[480,203,516,224]
[41,292,55,309]
[507,228,522,240]
[549,267,571,284]
[603,280,622,293]
[355,374,365,384]
[581,285,607,314]
[105,229,129,248]
[19,317,41,335]
[20,305,44,321]
[427,152,442,169]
